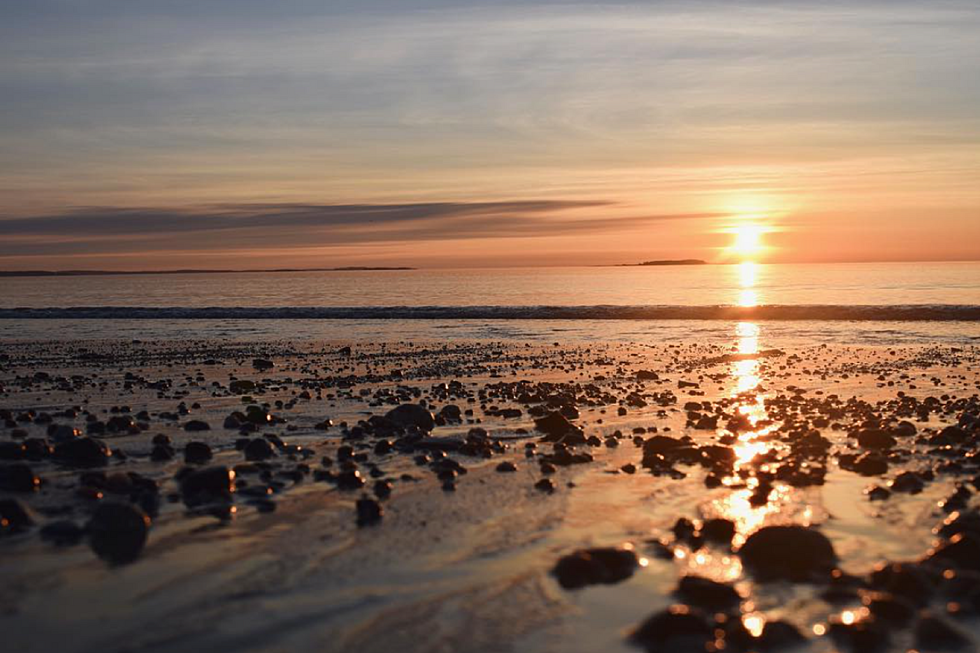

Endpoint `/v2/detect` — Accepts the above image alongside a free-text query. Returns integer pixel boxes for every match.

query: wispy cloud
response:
[0,201,721,258]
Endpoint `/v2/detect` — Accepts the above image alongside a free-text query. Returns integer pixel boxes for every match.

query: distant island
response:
[616,259,708,267]
[0,267,416,277]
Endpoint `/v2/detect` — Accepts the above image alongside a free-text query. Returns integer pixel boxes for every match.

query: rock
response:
[244,438,276,461]
[0,463,40,492]
[87,503,150,564]
[534,412,580,439]
[552,547,639,589]
[373,480,392,499]
[179,466,235,507]
[854,429,896,450]
[184,420,211,432]
[252,358,274,370]
[438,405,463,422]
[869,563,934,605]
[356,496,383,526]
[150,443,174,461]
[864,593,915,624]
[535,478,555,493]
[758,620,807,650]
[675,575,741,612]
[184,441,213,464]
[53,437,111,467]
[0,498,35,535]
[893,421,917,436]
[925,533,980,571]
[629,605,713,652]
[851,452,889,476]
[384,404,435,432]
[40,520,84,546]
[229,379,256,394]
[915,612,970,650]
[336,469,365,490]
[0,441,25,460]
[496,461,518,472]
[701,518,736,544]
[636,370,660,381]
[739,525,836,581]
[891,471,925,494]
[829,617,889,652]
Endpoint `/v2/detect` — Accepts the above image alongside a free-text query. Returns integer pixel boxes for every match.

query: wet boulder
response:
[184,441,213,464]
[179,466,235,507]
[629,605,713,652]
[87,503,150,565]
[384,404,435,432]
[356,496,383,527]
[854,429,896,450]
[674,575,741,612]
[244,438,276,461]
[552,546,639,589]
[0,463,40,492]
[53,437,111,467]
[739,525,836,581]
[0,498,35,535]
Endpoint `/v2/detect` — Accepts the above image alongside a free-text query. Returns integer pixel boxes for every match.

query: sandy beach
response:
[2,336,979,652]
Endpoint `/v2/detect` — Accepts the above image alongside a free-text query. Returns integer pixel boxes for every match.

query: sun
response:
[731,224,764,259]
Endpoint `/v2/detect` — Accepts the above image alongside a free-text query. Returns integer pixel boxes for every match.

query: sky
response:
[1,0,979,269]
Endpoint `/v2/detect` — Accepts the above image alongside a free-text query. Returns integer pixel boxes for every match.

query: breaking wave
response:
[1,305,979,321]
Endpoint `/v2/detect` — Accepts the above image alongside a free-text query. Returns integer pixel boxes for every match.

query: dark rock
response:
[229,380,256,394]
[739,525,836,581]
[675,575,741,611]
[855,429,896,450]
[864,593,915,624]
[629,605,713,652]
[179,466,235,507]
[534,411,581,439]
[150,443,174,461]
[0,463,40,492]
[869,562,934,605]
[535,478,555,493]
[758,620,807,650]
[0,498,34,535]
[373,480,392,499]
[891,471,925,494]
[496,461,517,472]
[184,420,211,432]
[244,438,276,461]
[829,617,889,652]
[53,437,111,467]
[336,469,365,490]
[356,496,383,526]
[552,547,639,589]
[384,404,435,431]
[915,612,971,650]
[701,518,736,544]
[252,358,274,370]
[184,441,213,464]
[87,503,150,564]
[925,533,980,571]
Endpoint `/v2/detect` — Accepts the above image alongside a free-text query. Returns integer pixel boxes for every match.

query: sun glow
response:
[732,224,765,258]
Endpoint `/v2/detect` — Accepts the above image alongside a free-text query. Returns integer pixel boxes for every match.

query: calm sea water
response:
[3,262,979,308]
[1,262,978,344]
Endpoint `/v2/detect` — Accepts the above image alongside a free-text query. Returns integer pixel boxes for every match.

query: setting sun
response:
[732,224,764,258]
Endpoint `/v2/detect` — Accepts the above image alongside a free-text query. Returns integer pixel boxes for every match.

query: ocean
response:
[2,261,978,344]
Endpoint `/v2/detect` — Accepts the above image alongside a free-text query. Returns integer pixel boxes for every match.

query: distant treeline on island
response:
[617,259,707,267]
[0,267,416,277]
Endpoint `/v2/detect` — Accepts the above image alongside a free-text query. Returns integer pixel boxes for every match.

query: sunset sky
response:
[2,0,979,269]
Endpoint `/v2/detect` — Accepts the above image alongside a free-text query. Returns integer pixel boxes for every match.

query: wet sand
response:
[2,337,980,652]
